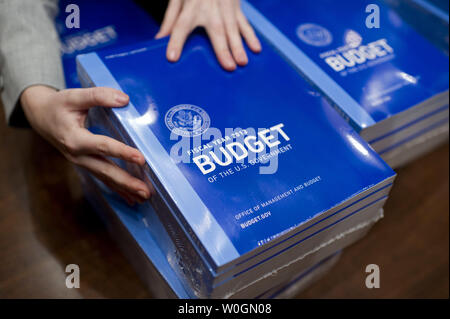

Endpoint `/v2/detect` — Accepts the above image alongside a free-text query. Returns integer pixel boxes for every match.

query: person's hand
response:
[155,0,261,71]
[21,85,151,205]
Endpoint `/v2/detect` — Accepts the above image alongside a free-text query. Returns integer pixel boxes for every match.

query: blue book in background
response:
[55,0,159,88]
[243,0,449,168]
[385,0,448,55]
[77,33,395,297]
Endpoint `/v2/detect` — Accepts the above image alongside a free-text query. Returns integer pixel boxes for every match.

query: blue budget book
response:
[77,33,395,295]
[56,0,159,88]
[243,0,449,145]
[385,0,449,54]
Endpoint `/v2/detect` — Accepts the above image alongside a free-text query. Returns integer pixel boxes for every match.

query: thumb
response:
[64,87,129,110]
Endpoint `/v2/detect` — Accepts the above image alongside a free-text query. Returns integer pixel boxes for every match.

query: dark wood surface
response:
[0,102,448,299]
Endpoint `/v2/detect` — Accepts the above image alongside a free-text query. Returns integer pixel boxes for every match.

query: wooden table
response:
[0,103,448,298]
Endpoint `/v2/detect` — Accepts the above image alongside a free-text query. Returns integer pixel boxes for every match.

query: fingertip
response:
[136,183,151,200]
[167,48,179,62]
[132,153,146,166]
[128,179,151,201]
[155,30,170,40]
[137,190,150,200]
[220,55,237,71]
[250,40,262,53]
[114,92,129,105]
[155,30,164,39]
[253,47,262,54]
[235,51,248,66]
[223,62,237,71]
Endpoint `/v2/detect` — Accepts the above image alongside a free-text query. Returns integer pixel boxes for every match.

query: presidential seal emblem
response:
[165,104,210,137]
[296,23,333,47]
[344,30,362,48]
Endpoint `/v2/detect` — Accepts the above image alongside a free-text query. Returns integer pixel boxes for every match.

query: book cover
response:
[77,34,395,272]
[243,0,449,133]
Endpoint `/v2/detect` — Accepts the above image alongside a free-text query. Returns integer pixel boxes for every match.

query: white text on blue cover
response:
[193,123,290,174]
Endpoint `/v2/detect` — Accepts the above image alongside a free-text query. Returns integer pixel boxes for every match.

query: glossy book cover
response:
[243,0,449,133]
[77,34,395,272]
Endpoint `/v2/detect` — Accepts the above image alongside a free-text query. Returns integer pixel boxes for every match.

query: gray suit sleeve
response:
[0,0,66,126]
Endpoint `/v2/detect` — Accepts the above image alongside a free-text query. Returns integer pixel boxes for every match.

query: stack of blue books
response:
[55,0,350,299]
[243,0,449,168]
[77,33,395,298]
[79,169,353,299]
